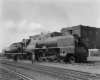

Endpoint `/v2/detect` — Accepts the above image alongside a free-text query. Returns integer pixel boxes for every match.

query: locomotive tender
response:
[4,34,89,63]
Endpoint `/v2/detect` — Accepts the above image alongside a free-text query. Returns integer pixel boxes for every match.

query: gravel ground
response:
[1,64,65,80]
[1,57,100,74]
[1,57,100,79]
[0,69,19,80]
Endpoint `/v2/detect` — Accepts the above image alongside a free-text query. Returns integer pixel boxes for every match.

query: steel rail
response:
[1,61,100,80]
[1,59,100,79]
[0,63,84,80]
[33,64,100,79]
[0,66,33,80]
[1,60,100,77]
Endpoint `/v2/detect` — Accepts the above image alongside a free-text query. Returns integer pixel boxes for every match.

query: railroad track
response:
[0,66,33,80]
[0,60,100,80]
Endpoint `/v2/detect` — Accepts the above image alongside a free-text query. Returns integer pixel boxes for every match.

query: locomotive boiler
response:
[26,34,89,63]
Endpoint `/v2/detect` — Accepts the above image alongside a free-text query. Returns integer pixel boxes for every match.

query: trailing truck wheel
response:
[45,58,50,62]
[69,56,75,63]
[52,58,58,62]
[38,50,44,61]
[59,58,64,63]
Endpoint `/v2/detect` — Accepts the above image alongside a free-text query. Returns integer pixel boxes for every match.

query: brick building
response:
[61,25,100,49]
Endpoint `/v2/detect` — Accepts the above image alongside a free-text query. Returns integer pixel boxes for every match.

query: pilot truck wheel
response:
[59,58,65,63]
[69,56,75,63]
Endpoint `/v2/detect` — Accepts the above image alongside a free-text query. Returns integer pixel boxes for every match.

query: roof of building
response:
[61,25,100,31]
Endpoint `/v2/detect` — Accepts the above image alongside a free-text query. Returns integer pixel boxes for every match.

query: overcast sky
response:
[0,0,100,52]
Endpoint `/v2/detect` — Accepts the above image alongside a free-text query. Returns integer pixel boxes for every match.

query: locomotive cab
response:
[74,36,89,63]
[57,34,89,63]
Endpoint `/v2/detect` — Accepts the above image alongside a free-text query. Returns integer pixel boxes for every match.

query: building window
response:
[75,30,79,34]
[68,30,73,34]
[83,31,85,34]
[96,37,98,42]
[96,31,98,36]
[90,31,92,35]
[65,32,71,36]
[83,31,87,37]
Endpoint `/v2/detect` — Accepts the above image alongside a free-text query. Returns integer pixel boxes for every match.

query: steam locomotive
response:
[4,34,89,63]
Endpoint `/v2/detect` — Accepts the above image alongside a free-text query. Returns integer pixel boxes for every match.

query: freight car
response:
[4,34,89,63]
